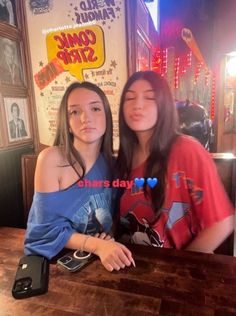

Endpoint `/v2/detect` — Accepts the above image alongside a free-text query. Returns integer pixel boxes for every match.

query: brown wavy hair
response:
[54,81,113,178]
[117,71,180,217]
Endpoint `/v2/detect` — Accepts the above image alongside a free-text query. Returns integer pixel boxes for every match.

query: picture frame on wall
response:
[0,128,3,147]
[0,37,24,86]
[0,0,17,27]
[0,97,6,147]
[3,97,31,144]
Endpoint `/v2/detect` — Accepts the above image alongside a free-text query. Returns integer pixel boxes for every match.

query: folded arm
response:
[65,232,135,272]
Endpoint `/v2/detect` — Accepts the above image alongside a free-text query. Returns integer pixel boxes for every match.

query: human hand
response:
[94,239,135,272]
[94,232,114,241]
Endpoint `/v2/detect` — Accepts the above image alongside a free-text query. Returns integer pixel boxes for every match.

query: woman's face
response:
[123,79,158,136]
[67,87,106,148]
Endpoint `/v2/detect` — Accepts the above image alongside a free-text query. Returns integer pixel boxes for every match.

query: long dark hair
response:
[54,81,113,178]
[117,71,180,217]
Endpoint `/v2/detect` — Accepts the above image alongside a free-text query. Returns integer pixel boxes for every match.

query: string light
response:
[194,62,202,84]
[210,72,216,120]
[205,69,210,86]
[151,48,215,118]
[180,51,191,75]
[187,51,192,67]
[174,57,180,89]
[161,48,168,76]
[152,48,162,72]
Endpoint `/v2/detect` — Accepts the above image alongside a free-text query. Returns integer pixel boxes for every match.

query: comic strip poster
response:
[25,0,127,149]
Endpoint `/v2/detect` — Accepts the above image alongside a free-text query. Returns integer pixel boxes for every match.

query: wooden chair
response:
[213,153,236,256]
[21,153,38,226]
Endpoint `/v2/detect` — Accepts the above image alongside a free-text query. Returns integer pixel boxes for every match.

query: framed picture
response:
[0,37,24,86]
[3,97,31,143]
[0,128,3,147]
[0,0,17,27]
[0,96,6,146]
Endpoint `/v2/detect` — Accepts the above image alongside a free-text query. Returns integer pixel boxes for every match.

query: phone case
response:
[12,255,49,299]
[57,251,95,272]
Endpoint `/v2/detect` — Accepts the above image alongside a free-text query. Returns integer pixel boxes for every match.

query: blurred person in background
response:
[176,99,214,151]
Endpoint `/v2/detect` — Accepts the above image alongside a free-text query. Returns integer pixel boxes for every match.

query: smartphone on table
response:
[12,255,49,299]
[57,250,95,272]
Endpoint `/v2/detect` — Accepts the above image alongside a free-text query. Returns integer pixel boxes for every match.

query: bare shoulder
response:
[35,146,66,192]
[37,146,64,167]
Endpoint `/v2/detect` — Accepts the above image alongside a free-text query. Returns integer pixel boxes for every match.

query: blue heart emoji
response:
[147,177,158,188]
[134,177,145,188]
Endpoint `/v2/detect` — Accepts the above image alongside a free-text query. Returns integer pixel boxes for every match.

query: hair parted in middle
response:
[54,81,113,178]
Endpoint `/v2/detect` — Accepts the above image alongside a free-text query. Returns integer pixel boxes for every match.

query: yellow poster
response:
[46,25,105,81]
[25,0,127,149]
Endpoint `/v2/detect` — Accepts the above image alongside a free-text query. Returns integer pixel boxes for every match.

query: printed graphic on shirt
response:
[120,164,206,248]
[72,190,112,234]
[121,201,191,247]
[162,202,190,229]
[120,212,164,247]
[172,171,203,204]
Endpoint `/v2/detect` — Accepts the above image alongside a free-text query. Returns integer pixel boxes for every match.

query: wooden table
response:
[1,227,236,316]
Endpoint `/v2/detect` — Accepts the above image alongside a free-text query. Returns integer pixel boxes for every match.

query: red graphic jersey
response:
[119,136,234,249]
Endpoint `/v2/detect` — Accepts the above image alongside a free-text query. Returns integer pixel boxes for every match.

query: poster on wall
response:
[24,0,127,150]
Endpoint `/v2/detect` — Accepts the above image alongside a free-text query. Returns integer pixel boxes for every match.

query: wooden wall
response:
[0,0,37,228]
[212,0,236,154]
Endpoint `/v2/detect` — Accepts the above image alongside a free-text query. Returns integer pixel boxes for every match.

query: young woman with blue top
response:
[24,81,134,271]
